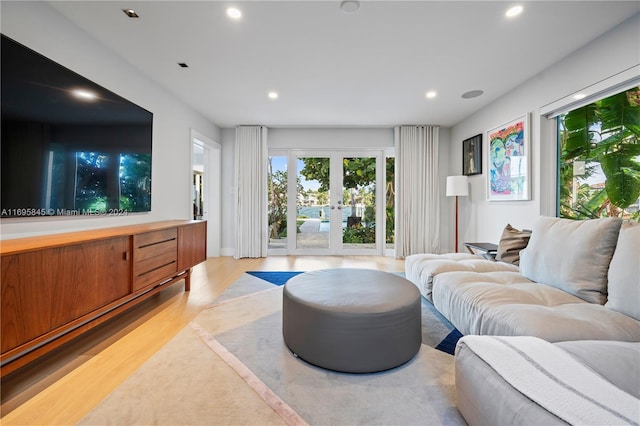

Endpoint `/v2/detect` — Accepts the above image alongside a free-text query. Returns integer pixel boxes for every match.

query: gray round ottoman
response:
[282,268,421,373]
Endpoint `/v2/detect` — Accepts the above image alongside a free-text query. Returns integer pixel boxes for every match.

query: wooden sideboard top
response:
[0,220,202,255]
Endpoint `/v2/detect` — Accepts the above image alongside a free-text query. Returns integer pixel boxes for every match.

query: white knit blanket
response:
[459,336,640,425]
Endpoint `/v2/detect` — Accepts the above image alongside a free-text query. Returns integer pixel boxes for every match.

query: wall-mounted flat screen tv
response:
[1,34,153,218]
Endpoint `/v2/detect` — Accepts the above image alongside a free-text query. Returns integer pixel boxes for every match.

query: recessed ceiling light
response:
[425,91,437,99]
[178,62,189,68]
[268,91,279,100]
[461,90,484,99]
[505,5,523,18]
[573,93,587,100]
[340,0,360,14]
[226,7,242,19]
[71,89,97,101]
[122,9,139,18]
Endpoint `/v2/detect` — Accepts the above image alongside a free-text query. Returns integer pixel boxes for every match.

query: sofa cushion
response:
[431,270,640,342]
[605,222,640,320]
[495,224,531,265]
[519,217,622,304]
[405,253,517,301]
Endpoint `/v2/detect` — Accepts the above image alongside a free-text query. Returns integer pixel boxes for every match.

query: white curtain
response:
[234,126,268,258]
[394,125,440,258]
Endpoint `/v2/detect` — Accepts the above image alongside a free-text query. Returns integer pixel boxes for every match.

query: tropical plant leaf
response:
[601,151,640,208]
[563,103,599,159]
[581,188,610,217]
[598,90,640,135]
[616,143,640,157]
[562,188,609,219]
[605,173,640,208]
[600,153,640,176]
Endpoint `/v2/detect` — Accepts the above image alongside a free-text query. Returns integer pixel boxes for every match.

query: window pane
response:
[268,156,288,250]
[296,157,329,250]
[558,86,640,221]
[386,156,395,250]
[342,157,376,250]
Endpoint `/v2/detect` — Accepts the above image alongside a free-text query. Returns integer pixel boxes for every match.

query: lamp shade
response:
[446,175,469,197]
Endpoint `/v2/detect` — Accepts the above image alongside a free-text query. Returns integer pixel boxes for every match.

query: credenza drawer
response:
[132,229,178,291]
[134,228,177,252]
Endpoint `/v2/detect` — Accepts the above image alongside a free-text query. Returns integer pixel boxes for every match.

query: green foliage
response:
[316,191,329,205]
[563,103,599,160]
[299,157,378,191]
[601,152,640,207]
[385,157,395,244]
[385,205,394,243]
[299,158,332,192]
[119,153,152,211]
[559,87,640,221]
[342,222,376,244]
[86,197,107,211]
[268,167,288,239]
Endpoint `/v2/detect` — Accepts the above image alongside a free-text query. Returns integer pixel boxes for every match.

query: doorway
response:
[268,150,387,255]
[191,130,221,257]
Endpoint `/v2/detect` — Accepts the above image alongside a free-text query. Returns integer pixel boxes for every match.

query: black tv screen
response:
[1,34,153,218]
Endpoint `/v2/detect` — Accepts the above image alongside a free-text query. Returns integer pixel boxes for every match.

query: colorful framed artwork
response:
[462,134,482,176]
[486,114,530,201]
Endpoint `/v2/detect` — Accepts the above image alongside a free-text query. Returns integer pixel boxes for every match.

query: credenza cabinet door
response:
[1,236,131,353]
[178,221,207,271]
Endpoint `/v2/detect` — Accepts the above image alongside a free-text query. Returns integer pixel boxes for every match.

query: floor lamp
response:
[446,176,469,253]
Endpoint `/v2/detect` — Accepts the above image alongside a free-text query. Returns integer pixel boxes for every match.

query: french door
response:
[281,150,385,255]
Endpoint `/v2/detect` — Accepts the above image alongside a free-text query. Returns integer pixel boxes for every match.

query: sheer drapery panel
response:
[234,126,268,258]
[395,125,440,258]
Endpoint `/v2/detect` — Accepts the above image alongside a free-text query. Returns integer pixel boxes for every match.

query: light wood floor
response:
[1,255,405,425]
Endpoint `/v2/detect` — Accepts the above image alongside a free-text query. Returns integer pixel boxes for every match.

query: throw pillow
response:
[605,222,640,320]
[519,216,622,305]
[495,224,531,265]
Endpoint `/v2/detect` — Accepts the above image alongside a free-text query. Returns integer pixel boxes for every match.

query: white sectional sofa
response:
[406,216,640,425]
[405,217,640,342]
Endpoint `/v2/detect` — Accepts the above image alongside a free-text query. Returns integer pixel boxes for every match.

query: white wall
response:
[447,13,640,249]
[220,128,236,256]
[0,1,221,239]
[268,127,394,149]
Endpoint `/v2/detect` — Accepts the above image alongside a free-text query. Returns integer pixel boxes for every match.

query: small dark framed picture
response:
[462,134,482,176]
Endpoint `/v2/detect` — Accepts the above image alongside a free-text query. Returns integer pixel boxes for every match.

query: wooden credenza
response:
[0,220,206,376]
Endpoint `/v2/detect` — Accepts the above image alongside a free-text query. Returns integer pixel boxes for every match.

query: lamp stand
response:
[455,195,459,253]
[446,175,468,254]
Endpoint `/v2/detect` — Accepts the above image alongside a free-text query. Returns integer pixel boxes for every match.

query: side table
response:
[463,242,498,259]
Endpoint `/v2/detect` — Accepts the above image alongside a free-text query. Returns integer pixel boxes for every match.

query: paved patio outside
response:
[269,218,375,250]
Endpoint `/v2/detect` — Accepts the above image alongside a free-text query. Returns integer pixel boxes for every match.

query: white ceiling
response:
[48,1,639,128]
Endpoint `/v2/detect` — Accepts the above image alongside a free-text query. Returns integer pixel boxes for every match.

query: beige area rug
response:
[79,275,465,425]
